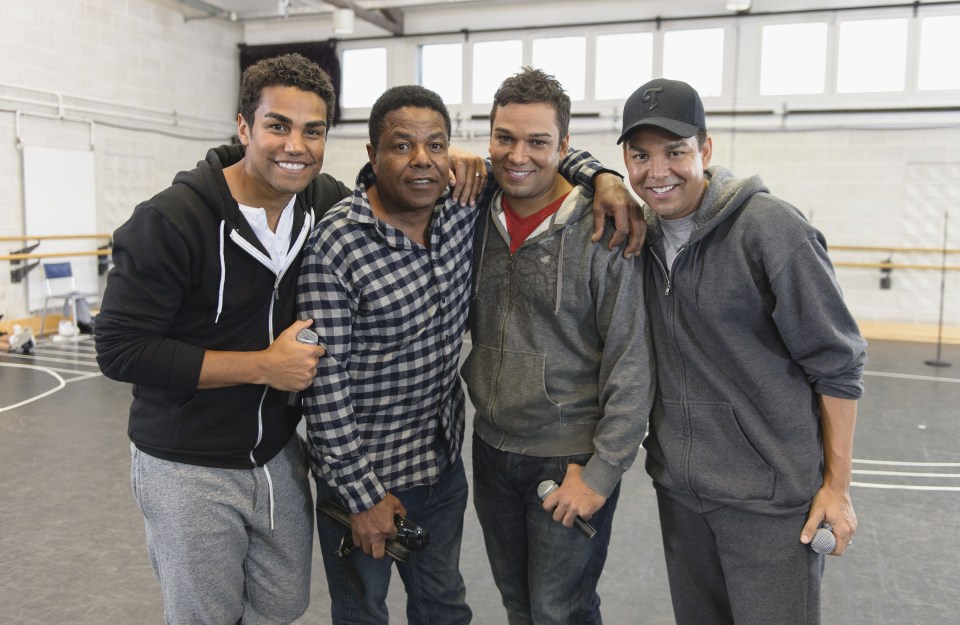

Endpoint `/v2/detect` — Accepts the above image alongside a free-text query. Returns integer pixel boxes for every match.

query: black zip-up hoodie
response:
[96,145,349,468]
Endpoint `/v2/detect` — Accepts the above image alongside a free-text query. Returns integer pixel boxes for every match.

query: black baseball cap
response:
[617,78,705,144]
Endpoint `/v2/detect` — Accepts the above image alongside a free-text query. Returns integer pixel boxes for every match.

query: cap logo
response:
[641,86,663,111]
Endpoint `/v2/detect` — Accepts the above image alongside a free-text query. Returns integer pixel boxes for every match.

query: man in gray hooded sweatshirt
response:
[619,78,867,625]
[462,67,654,625]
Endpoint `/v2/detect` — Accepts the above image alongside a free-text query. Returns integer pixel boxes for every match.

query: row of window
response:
[338,12,960,111]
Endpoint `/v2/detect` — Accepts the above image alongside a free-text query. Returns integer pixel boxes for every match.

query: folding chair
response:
[39,262,99,336]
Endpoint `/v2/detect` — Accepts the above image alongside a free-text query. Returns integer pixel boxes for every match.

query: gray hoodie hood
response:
[644,166,770,249]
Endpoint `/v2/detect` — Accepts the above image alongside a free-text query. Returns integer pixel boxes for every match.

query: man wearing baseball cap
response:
[619,78,867,625]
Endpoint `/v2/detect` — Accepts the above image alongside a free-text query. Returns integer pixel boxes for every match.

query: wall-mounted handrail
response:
[1,249,112,262]
[833,261,960,271]
[830,244,960,271]
[2,234,113,284]
[831,245,960,254]
[0,234,111,242]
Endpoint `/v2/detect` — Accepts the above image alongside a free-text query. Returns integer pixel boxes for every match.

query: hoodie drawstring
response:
[215,220,226,324]
[262,464,276,531]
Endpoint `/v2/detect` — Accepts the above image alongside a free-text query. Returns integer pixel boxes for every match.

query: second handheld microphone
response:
[809,522,837,554]
[296,327,320,345]
[537,479,597,539]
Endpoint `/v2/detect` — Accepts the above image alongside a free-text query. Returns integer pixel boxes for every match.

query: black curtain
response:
[238,41,342,125]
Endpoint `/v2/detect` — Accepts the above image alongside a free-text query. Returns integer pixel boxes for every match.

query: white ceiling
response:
[172,0,528,34]
[167,0,928,37]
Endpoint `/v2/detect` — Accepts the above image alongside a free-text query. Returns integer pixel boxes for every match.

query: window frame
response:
[334,4,960,133]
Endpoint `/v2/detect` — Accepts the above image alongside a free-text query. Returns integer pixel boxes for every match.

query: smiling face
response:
[622,125,712,221]
[488,101,570,216]
[236,85,328,211]
[367,106,450,217]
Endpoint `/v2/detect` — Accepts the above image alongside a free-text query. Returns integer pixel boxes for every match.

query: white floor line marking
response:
[33,347,98,357]
[853,469,960,478]
[63,372,102,383]
[852,482,960,492]
[2,365,100,376]
[854,459,960,467]
[1,354,100,367]
[0,363,66,413]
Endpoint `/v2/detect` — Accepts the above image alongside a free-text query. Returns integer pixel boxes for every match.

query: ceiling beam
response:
[175,0,230,19]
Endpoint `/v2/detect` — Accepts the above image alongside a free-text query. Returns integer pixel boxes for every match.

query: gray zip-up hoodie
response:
[643,166,867,516]
[462,185,655,497]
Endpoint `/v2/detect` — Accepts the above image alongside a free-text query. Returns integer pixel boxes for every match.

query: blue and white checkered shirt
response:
[298,153,607,513]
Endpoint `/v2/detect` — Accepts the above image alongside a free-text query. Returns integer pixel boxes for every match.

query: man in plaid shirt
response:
[297,85,634,625]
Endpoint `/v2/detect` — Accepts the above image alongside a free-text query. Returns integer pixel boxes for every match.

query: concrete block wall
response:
[322,121,960,329]
[0,0,241,319]
[721,127,960,329]
[322,122,960,330]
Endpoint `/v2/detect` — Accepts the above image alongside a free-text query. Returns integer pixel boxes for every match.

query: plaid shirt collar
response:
[343,162,454,252]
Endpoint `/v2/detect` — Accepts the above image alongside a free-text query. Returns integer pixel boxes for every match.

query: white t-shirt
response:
[239,195,296,274]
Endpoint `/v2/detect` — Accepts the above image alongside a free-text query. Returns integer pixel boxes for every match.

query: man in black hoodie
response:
[98,53,491,625]
[96,54,349,625]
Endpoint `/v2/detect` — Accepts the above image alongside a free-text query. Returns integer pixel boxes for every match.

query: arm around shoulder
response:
[587,248,653,494]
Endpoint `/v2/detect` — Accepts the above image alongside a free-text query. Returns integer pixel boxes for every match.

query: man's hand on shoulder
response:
[447,146,488,207]
[591,173,645,258]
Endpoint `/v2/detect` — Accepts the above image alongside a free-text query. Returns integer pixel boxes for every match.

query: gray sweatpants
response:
[131,436,314,625]
[657,491,824,625]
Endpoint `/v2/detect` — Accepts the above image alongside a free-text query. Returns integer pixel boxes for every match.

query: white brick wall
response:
[323,125,959,330]
[0,0,241,318]
[720,127,960,328]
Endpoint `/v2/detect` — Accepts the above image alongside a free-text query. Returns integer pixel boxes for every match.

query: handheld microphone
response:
[537,480,597,539]
[809,522,836,554]
[296,328,320,345]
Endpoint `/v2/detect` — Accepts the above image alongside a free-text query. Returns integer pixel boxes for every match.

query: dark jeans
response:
[472,434,620,625]
[315,457,472,625]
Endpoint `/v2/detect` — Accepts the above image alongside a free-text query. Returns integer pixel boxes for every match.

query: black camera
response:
[317,499,429,563]
[317,498,431,598]
[394,513,430,551]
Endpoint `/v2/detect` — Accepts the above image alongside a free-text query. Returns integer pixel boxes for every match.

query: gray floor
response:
[1,336,958,624]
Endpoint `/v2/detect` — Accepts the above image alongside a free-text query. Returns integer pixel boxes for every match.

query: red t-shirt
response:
[503,192,571,253]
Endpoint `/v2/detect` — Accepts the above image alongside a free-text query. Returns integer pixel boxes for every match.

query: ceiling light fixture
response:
[725,1,750,11]
[333,8,355,34]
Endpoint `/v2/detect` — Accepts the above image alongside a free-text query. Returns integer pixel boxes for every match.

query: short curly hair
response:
[491,67,570,138]
[238,53,336,127]
[368,85,451,148]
